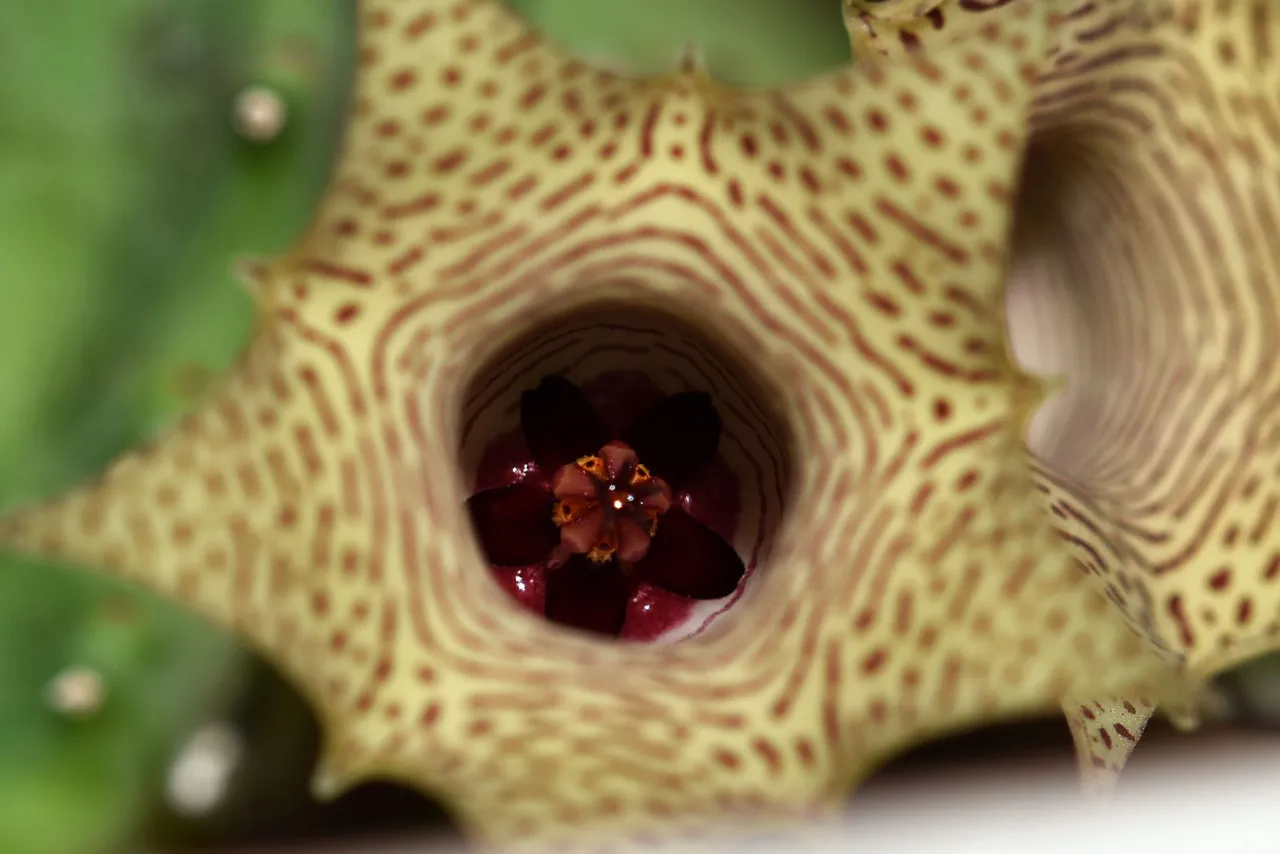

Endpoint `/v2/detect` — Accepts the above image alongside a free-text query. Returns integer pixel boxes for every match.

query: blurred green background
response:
[0,2,850,852]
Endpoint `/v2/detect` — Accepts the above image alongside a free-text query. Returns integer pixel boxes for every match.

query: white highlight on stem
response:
[45,667,106,718]
[166,722,244,816]
[233,85,288,142]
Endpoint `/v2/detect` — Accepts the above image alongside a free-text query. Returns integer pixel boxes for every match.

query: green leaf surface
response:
[0,2,351,853]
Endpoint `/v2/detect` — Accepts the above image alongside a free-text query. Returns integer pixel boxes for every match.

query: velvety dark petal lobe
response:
[621,391,721,489]
[466,482,558,567]
[521,375,610,473]
[633,507,744,599]
[544,555,630,636]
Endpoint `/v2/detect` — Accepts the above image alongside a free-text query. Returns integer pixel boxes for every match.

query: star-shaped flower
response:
[3,0,1276,847]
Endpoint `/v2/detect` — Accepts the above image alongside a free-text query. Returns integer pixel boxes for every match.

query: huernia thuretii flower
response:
[3,0,1279,847]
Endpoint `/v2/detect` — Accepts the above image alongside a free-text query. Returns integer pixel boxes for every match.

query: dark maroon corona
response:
[466,375,745,637]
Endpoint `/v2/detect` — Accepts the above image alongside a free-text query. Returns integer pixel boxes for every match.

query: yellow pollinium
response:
[3,0,1279,848]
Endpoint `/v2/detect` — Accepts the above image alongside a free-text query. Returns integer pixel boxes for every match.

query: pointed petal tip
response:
[676,41,708,76]
[231,253,283,308]
[310,757,359,802]
[635,508,744,600]
[233,253,269,286]
[1064,696,1156,796]
[0,489,95,568]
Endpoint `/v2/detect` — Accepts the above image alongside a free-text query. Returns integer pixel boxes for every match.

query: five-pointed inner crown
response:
[551,442,673,564]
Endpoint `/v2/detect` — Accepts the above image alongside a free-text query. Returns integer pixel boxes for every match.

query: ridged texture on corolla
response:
[998,0,1280,786]
[1,0,1267,845]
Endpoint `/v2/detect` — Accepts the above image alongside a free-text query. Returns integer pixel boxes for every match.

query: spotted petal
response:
[1063,696,1156,794]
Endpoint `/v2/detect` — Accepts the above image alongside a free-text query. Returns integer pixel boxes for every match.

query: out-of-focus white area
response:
[166,723,244,817]
[44,666,106,718]
[817,744,1278,854]
[215,734,1280,853]
[233,85,288,143]
[691,736,1280,853]
[745,735,1277,854]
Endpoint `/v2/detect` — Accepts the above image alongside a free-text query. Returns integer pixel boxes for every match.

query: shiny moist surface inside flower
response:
[466,375,746,639]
